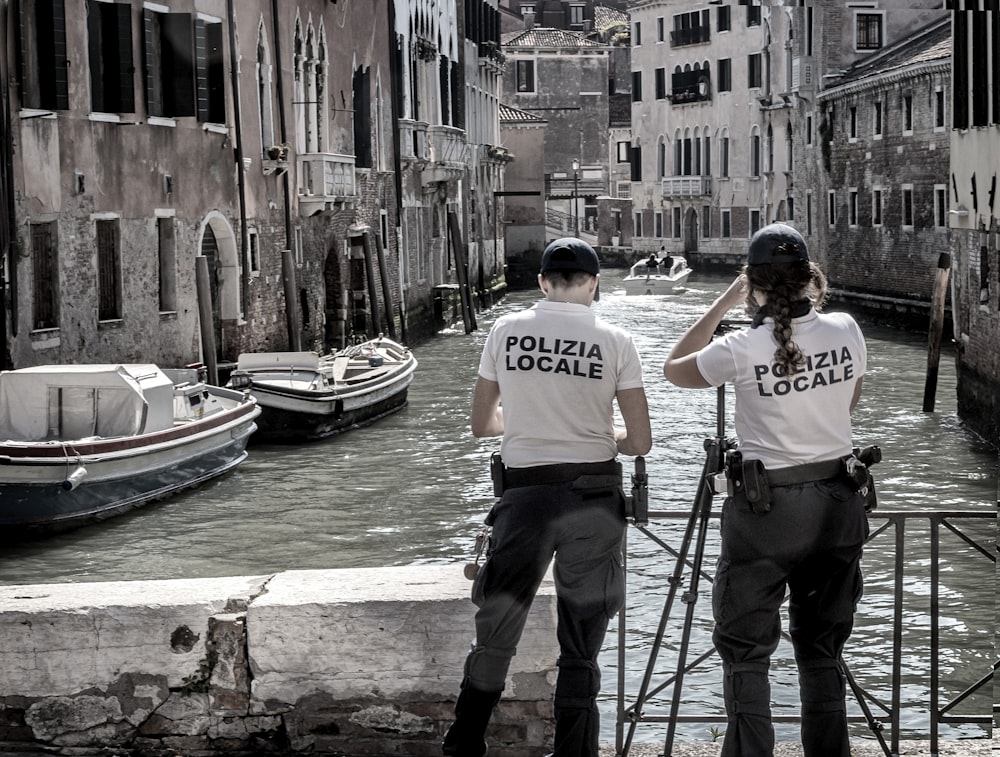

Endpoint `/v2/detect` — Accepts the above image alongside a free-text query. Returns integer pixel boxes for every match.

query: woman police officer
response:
[663,223,869,757]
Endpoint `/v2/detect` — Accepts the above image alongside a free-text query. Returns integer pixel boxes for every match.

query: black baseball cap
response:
[747,223,809,265]
[540,238,600,276]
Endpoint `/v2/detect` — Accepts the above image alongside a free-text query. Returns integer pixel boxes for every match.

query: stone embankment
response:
[1,565,994,756]
[0,566,558,756]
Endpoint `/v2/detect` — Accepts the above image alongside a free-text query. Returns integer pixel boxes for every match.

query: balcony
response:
[297,152,356,216]
[398,118,429,166]
[422,124,469,186]
[661,176,712,198]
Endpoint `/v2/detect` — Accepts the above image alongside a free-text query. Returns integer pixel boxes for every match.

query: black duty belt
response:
[766,458,843,487]
[503,460,619,490]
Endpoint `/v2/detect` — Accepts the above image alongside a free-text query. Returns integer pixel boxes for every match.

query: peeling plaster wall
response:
[0,566,558,756]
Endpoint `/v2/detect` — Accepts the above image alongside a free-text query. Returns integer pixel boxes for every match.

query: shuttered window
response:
[31,222,59,330]
[87,0,134,113]
[142,9,195,118]
[194,18,225,122]
[17,0,70,110]
[96,219,121,321]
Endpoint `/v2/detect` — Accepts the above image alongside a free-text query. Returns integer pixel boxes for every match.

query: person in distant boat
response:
[443,237,652,757]
[646,252,659,269]
[662,223,870,757]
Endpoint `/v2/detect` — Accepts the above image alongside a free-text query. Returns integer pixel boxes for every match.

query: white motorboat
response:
[0,364,260,537]
[622,255,692,296]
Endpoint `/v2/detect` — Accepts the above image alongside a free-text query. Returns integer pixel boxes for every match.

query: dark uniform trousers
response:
[713,478,869,757]
[442,483,626,757]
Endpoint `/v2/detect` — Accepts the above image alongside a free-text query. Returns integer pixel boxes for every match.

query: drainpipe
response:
[0,3,16,360]
[386,0,406,340]
[226,0,249,355]
[270,0,300,351]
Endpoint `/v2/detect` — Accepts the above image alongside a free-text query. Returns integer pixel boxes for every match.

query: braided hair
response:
[743,260,828,376]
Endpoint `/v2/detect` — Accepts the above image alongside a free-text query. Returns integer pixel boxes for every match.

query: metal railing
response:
[614,451,995,755]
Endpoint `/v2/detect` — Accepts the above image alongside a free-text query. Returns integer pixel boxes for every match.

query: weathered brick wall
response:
[0,567,559,757]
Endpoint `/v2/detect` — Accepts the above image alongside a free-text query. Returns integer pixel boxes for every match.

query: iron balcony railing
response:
[614,444,995,756]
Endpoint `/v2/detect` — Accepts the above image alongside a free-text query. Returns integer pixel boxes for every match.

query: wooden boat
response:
[227,336,417,443]
[622,254,692,296]
[0,364,260,537]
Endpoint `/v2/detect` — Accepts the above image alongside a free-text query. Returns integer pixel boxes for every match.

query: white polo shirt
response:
[478,300,645,468]
[696,309,867,469]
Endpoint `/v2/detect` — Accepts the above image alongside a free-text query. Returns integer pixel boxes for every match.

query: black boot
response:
[442,684,503,757]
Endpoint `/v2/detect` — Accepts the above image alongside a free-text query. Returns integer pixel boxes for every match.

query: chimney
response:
[524,11,535,30]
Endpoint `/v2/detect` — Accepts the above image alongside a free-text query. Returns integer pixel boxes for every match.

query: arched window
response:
[750,125,761,177]
[256,21,276,155]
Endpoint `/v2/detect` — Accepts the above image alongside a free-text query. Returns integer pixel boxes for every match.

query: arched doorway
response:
[684,207,700,254]
[197,212,242,362]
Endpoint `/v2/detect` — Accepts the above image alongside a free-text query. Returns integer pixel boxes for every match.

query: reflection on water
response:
[0,271,994,744]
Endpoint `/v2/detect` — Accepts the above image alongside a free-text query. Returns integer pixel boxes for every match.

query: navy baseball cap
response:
[747,223,809,265]
[540,238,600,276]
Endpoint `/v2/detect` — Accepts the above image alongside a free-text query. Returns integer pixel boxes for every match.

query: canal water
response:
[0,271,995,745]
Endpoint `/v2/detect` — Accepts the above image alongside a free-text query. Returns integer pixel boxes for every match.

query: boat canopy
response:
[0,365,174,441]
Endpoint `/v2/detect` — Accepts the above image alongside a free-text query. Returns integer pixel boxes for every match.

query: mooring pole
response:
[922,252,951,412]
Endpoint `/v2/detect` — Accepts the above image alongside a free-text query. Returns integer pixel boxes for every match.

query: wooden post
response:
[922,252,951,412]
[373,230,397,339]
[281,249,302,352]
[448,211,478,334]
[195,256,218,386]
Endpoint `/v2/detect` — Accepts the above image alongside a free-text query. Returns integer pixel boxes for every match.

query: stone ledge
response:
[0,565,559,756]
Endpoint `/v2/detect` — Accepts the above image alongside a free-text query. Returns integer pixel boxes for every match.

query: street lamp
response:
[572,158,580,237]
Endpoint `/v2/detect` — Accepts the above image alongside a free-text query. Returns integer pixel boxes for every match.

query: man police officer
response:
[442,237,652,757]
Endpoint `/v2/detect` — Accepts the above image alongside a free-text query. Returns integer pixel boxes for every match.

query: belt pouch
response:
[490,452,505,497]
[742,459,771,513]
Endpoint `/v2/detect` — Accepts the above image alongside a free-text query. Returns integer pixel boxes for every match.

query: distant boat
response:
[227,336,417,443]
[0,364,260,537]
[622,255,692,296]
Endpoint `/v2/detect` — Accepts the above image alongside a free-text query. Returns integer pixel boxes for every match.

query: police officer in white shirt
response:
[663,223,869,757]
[443,238,652,757]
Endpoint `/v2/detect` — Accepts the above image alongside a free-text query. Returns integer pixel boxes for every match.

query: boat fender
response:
[62,464,88,492]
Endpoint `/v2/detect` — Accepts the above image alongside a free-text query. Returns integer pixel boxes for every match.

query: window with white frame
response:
[655,211,664,238]
[855,10,884,51]
[806,191,813,236]
[934,185,947,228]
[720,129,730,178]
[902,94,914,134]
[901,185,914,228]
[806,114,813,146]
[657,17,665,43]
[750,126,761,177]
[749,209,761,236]
[934,88,946,131]
[702,205,711,238]
[873,100,883,138]
[672,207,681,238]
[848,188,858,227]
[849,106,858,141]
[721,208,731,238]
[516,60,535,93]
[634,212,643,237]
[872,188,883,227]
[828,190,837,226]
[634,21,642,46]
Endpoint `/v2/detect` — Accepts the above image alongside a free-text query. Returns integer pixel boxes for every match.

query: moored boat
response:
[227,336,417,443]
[622,254,692,296]
[0,364,260,537]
